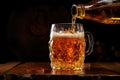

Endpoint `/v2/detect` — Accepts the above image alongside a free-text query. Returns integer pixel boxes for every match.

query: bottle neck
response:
[71,4,85,19]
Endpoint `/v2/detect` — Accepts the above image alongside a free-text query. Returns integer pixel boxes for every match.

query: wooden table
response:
[0,62,120,80]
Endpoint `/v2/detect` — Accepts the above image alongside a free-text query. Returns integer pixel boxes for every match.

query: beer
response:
[49,31,86,70]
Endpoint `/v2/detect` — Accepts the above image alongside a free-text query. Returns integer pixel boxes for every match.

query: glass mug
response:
[49,23,94,70]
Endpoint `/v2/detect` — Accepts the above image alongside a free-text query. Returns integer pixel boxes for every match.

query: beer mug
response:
[49,23,94,70]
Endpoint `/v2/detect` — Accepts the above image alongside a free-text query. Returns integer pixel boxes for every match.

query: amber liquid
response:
[49,34,85,70]
[71,16,76,32]
[73,3,120,24]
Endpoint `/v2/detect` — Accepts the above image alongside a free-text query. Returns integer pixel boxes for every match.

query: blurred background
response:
[0,0,120,63]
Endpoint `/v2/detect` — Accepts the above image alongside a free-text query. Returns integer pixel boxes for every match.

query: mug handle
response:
[85,31,94,56]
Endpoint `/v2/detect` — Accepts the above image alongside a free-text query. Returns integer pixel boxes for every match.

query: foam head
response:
[50,31,85,40]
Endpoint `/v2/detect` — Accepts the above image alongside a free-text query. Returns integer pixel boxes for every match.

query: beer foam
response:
[50,31,84,39]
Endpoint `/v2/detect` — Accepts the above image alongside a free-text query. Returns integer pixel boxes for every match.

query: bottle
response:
[71,0,120,24]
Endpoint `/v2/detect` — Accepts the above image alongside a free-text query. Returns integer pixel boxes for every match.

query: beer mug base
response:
[50,62,84,70]
[52,68,85,75]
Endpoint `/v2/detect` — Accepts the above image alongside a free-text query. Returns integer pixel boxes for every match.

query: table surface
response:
[1,62,120,79]
[1,62,119,75]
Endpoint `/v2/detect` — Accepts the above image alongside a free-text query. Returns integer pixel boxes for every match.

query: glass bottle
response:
[71,0,120,24]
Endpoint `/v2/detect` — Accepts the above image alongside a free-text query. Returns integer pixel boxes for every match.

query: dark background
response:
[0,0,120,63]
